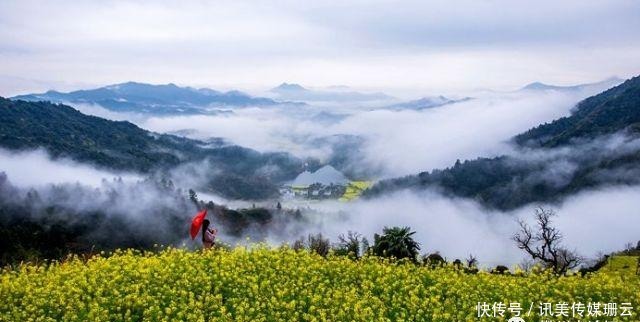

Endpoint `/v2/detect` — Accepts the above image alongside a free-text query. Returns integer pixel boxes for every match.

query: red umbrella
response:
[190,209,207,240]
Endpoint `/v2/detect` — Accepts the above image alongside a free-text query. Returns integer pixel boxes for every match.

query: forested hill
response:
[515,75,640,147]
[365,76,640,210]
[0,97,203,171]
[0,97,308,199]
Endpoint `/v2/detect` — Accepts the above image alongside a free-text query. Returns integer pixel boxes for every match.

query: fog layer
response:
[130,87,609,178]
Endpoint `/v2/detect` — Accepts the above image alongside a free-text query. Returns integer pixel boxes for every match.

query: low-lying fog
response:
[76,85,611,178]
[2,82,638,266]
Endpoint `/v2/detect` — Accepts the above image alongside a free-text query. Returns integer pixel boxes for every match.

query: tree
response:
[308,233,330,257]
[422,252,446,268]
[292,238,305,251]
[372,226,420,261]
[513,207,581,275]
[293,233,330,257]
[334,231,366,259]
[188,189,199,207]
[491,265,510,274]
[465,254,478,268]
[463,254,480,274]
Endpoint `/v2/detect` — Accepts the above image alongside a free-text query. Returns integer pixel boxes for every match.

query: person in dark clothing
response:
[201,219,217,249]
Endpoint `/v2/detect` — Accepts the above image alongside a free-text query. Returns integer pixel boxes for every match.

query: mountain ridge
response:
[12,82,291,115]
[0,97,311,199]
[515,75,640,147]
[519,77,623,92]
[384,96,472,110]
[270,82,393,102]
[365,75,640,210]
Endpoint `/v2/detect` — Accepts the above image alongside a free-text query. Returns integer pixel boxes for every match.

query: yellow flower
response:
[0,247,638,321]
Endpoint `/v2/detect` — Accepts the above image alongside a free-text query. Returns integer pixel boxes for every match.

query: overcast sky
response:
[1,0,640,96]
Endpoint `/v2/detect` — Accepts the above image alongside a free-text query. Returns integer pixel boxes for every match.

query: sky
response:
[1,0,640,96]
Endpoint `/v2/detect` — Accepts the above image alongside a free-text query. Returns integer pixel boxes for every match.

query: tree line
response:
[284,207,639,276]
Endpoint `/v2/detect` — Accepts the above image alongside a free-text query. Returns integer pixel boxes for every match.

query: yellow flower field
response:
[339,181,374,201]
[1,247,638,322]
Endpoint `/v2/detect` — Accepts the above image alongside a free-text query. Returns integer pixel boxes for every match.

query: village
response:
[279,165,372,201]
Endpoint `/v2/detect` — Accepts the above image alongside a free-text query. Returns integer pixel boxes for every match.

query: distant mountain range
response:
[383,96,472,111]
[270,83,394,102]
[12,82,300,115]
[366,75,640,210]
[0,97,315,200]
[519,77,623,93]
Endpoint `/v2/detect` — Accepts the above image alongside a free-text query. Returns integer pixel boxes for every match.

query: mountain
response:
[384,96,471,110]
[515,76,640,147]
[270,83,393,103]
[11,82,284,115]
[0,97,308,199]
[366,76,640,210]
[272,83,307,92]
[519,77,622,93]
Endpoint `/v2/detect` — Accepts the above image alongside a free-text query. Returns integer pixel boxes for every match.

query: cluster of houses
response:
[280,183,347,200]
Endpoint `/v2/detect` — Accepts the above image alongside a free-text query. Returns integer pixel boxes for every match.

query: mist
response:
[0,148,140,188]
[135,87,609,178]
[279,132,640,266]
[0,140,638,267]
[282,184,640,267]
[2,81,639,266]
[50,77,620,181]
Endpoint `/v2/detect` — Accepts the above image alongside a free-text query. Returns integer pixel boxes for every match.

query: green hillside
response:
[515,75,640,147]
[366,76,640,209]
[0,97,306,199]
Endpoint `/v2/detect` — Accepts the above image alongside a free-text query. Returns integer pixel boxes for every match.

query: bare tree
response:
[307,233,331,257]
[334,231,365,259]
[465,254,478,268]
[513,207,581,275]
[464,254,479,274]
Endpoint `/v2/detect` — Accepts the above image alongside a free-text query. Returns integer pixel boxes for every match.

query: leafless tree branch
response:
[513,207,581,274]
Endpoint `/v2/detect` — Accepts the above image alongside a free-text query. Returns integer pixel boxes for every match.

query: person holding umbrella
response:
[201,219,217,249]
[190,209,218,249]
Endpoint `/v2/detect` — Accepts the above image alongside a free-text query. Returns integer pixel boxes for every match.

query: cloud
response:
[71,102,148,123]
[300,1,640,49]
[1,141,638,267]
[139,87,603,178]
[1,1,640,95]
[550,186,640,257]
[0,148,198,250]
[0,148,140,188]
[302,190,521,266]
[330,91,585,176]
[276,184,640,267]
[141,107,334,160]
